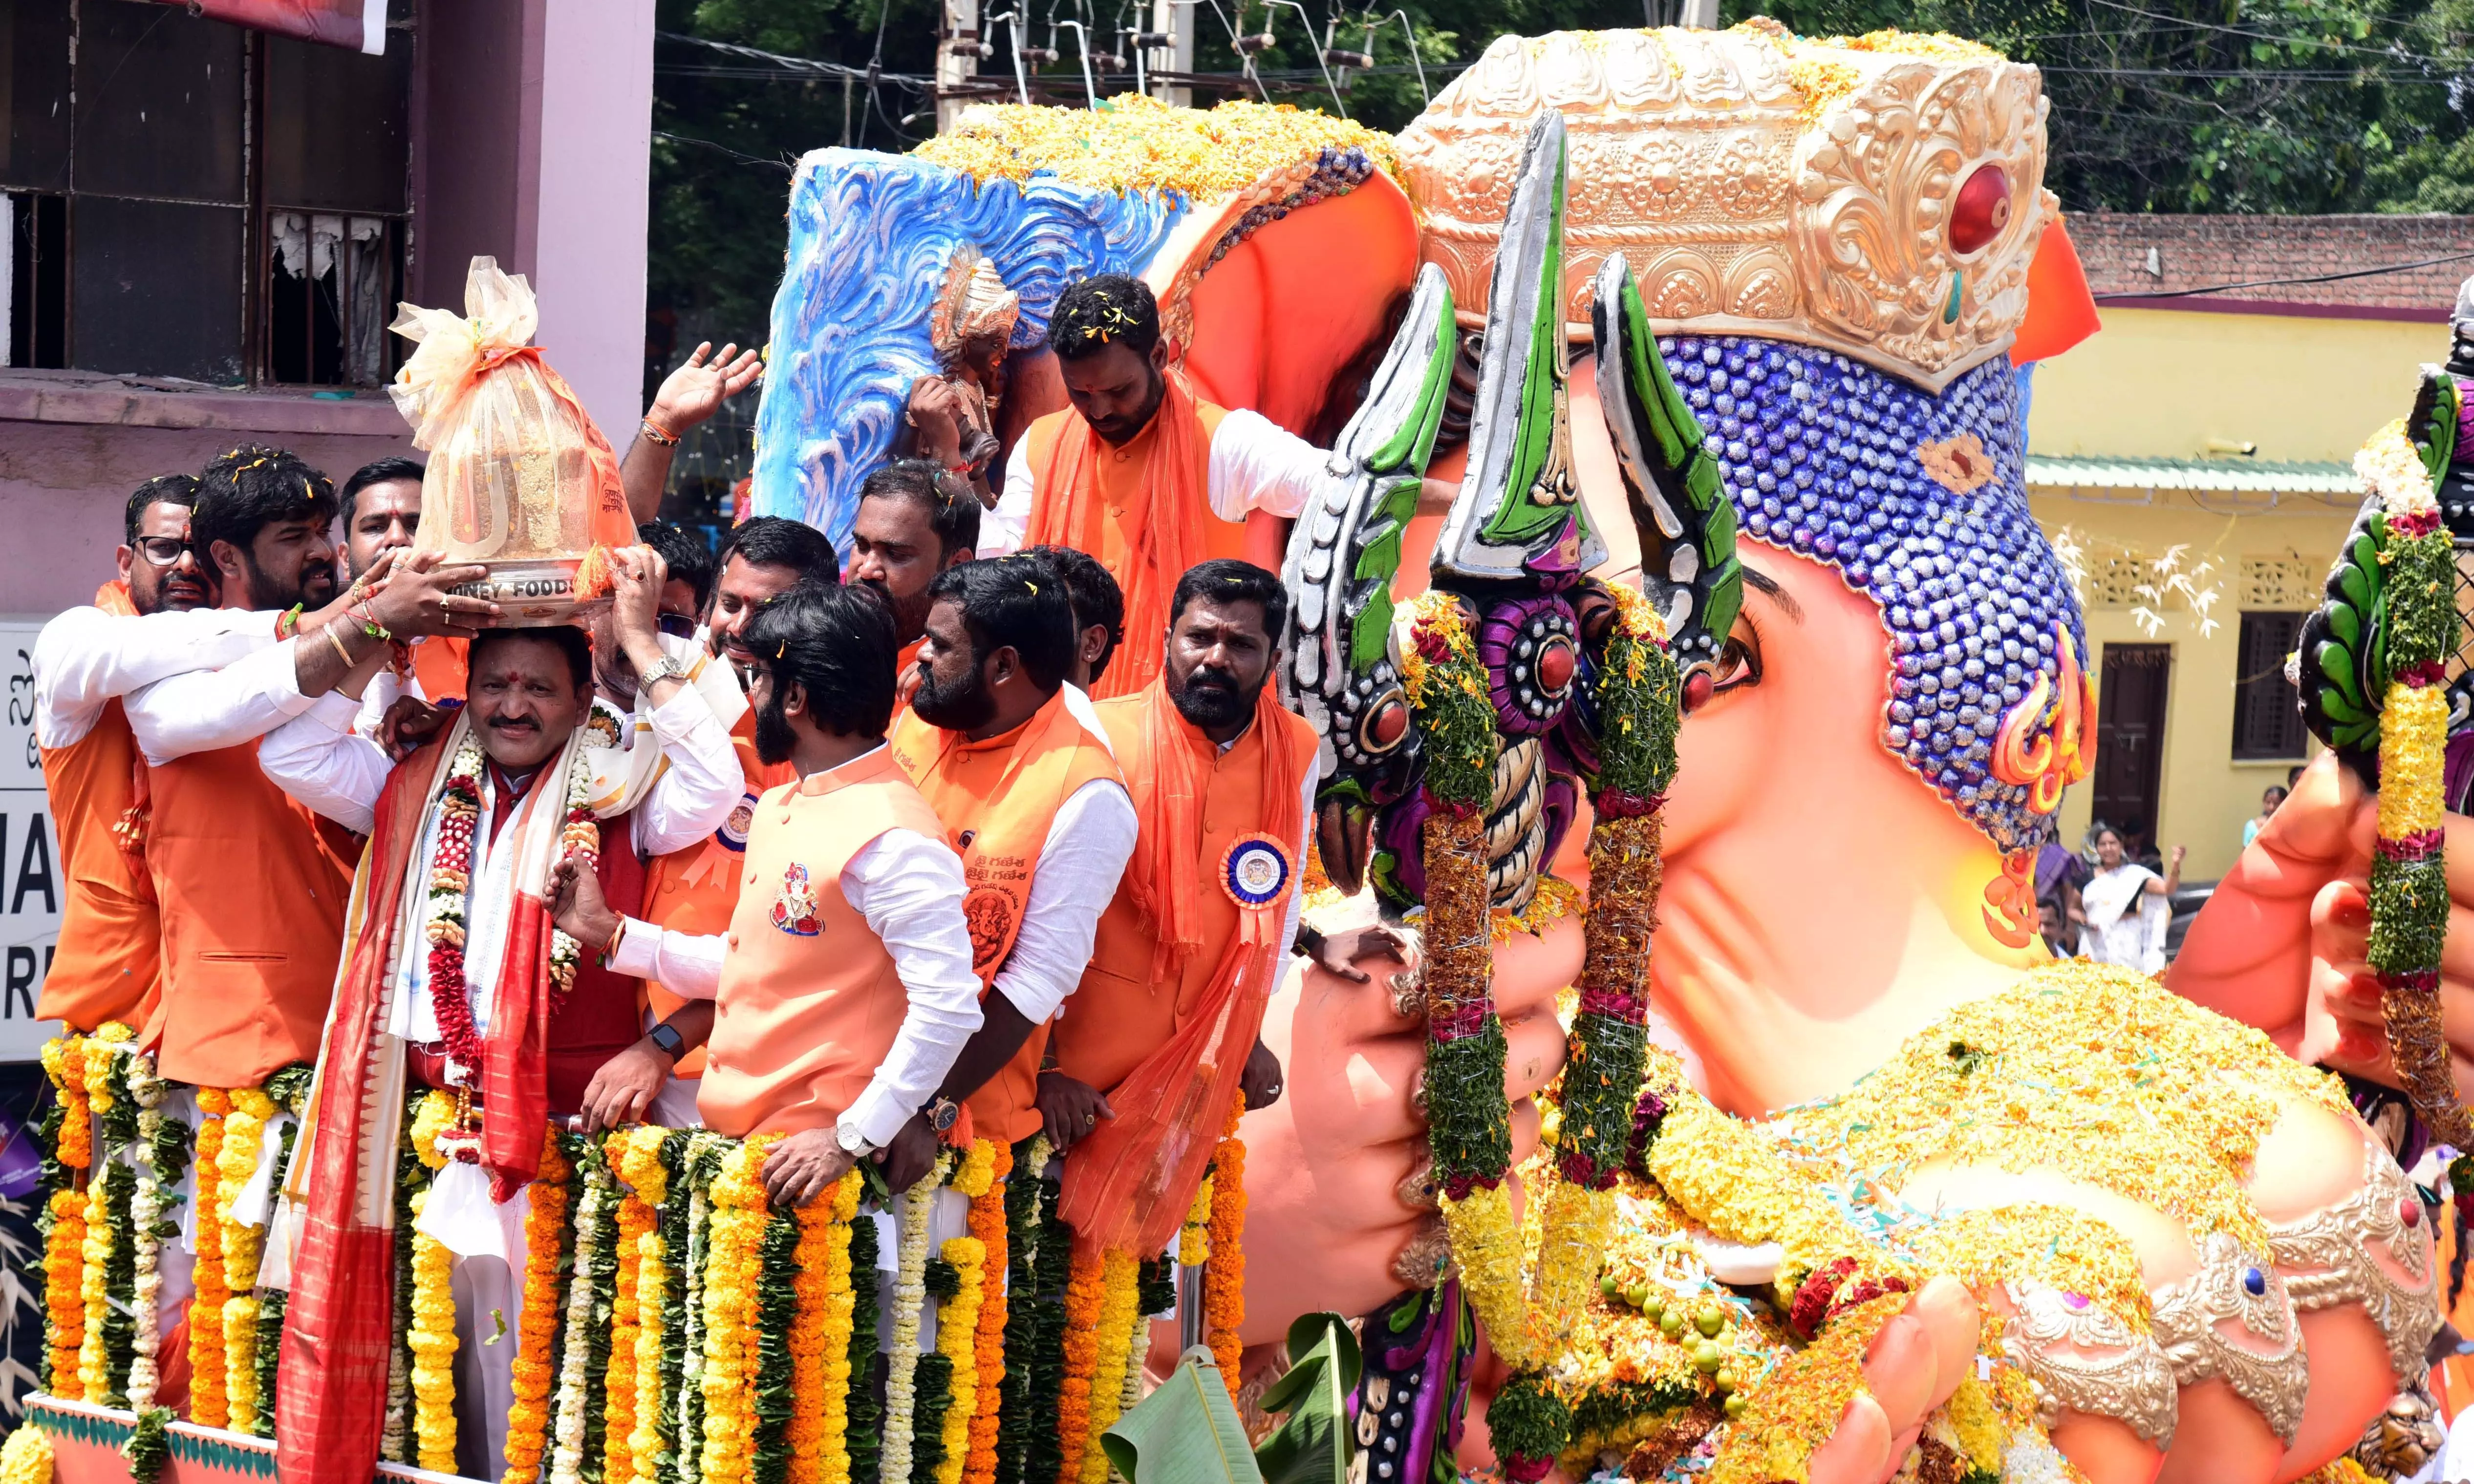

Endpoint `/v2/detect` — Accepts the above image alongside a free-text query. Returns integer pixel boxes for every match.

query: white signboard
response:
[0,618,64,1062]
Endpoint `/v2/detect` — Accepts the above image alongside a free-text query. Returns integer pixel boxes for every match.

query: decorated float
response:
[6,19,2465,1484]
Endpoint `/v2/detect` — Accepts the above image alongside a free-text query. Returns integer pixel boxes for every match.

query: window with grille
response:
[2232,611,2308,760]
[0,0,409,387]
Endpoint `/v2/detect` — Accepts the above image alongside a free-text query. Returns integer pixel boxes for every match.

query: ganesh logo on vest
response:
[772,862,823,936]
[1221,834,1292,910]
[962,886,1017,975]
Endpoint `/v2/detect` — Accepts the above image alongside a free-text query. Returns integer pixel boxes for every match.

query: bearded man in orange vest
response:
[876,553,1132,1173]
[30,475,265,1036]
[973,276,1329,699]
[119,445,494,1091]
[849,459,979,678]
[633,513,840,1086]
[546,581,986,1201]
[1041,560,1405,1258]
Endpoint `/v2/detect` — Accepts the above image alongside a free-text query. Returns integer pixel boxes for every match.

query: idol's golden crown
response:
[1395,22,2052,390]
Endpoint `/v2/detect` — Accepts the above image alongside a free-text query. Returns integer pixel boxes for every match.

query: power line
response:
[656,29,933,85]
[2091,247,2474,301]
[651,129,797,173]
[2076,0,2460,68]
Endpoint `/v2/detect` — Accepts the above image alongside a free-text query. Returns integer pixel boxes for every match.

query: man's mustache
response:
[1185,667,1240,692]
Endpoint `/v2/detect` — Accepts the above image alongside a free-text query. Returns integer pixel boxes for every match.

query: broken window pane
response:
[264,210,399,385]
[4,191,67,369]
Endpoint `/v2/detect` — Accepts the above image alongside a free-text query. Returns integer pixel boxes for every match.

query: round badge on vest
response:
[1220,833,1292,911]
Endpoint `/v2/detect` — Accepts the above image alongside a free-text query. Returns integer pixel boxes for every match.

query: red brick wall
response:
[2066,212,2474,313]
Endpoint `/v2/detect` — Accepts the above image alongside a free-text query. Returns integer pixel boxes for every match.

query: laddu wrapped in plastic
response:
[389,255,634,625]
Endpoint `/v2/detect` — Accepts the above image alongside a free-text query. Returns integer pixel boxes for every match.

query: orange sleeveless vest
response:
[408,635,468,703]
[1054,696,1289,1097]
[639,720,794,1076]
[1020,401,1248,572]
[888,690,1123,1144]
[143,744,356,1088]
[697,746,952,1141]
[36,699,160,1032]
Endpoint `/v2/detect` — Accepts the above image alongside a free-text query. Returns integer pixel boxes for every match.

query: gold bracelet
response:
[324,623,356,667]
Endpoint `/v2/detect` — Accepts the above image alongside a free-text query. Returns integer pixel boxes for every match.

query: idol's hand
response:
[1037,1071,1113,1152]
[877,1113,942,1193]
[576,1038,670,1132]
[1305,923,1410,984]
[2168,750,2474,1098]
[365,549,497,638]
[649,341,763,434]
[761,1127,855,1208]
[548,857,621,958]
[905,377,969,468]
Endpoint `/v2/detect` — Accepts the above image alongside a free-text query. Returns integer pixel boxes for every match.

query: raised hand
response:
[648,341,763,435]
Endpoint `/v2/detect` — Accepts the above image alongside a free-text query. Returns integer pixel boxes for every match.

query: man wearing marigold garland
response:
[268,547,741,1481]
[968,276,1329,699]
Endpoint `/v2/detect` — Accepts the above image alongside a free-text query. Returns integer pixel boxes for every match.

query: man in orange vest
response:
[121,445,493,1092]
[878,554,1132,1172]
[973,275,1329,699]
[29,475,266,1035]
[849,460,979,677]
[548,582,985,1201]
[1042,561,1404,1257]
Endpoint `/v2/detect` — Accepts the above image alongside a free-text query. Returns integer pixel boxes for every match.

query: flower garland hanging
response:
[881,1152,947,1484]
[996,1137,1063,1484]
[701,1138,772,1484]
[2348,421,2473,1170]
[959,1140,1011,1484]
[126,1051,184,1417]
[605,1131,659,1484]
[552,1137,620,1484]
[844,1187,883,1484]
[38,1035,91,1401]
[188,1085,231,1428]
[499,1135,577,1484]
[250,1067,310,1437]
[1176,1172,1212,1268]
[387,1092,452,1465]
[792,1169,861,1484]
[219,1083,276,1434]
[619,1128,674,1484]
[1202,1095,1247,1386]
[407,1187,461,1474]
[753,1210,800,1484]
[0,1423,53,1484]
[76,1030,136,1409]
[933,1228,987,1484]
[1076,1248,1144,1484]
[1053,1244,1106,1484]
[676,1137,724,1484]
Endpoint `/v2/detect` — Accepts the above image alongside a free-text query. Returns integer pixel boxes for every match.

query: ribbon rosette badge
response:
[1220,833,1293,910]
[772,862,823,936]
[717,793,757,852]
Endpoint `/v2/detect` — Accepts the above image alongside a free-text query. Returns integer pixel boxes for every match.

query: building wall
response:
[2029,305,2444,463]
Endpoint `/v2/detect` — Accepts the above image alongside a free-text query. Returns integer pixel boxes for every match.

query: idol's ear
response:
[1278,262,1456,895]
[1432,109,1605,586]
[1589,251,1743,677]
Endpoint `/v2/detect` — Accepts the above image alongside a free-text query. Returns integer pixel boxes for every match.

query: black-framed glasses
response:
[657,613,700,640]
[132,535,196,567]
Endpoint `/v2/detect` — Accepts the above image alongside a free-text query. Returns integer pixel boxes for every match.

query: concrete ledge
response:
[0,371,410,437]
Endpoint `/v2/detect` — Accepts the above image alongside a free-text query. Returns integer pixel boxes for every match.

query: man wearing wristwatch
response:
[549,582,986,1203]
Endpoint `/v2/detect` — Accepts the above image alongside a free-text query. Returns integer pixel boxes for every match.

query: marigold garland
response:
[934,1231,987,1484]
[882,1152,947,1484]
[42,1187,85,1400]
[215,1085,274,1433]
[1202,1096,1247,1386]
[794,1170,861,1484]
[1075,1248,1143,1484]
[959,1141,1011,1484]
[0,1422,54,1484]
[383,1095,428,1465]
[622,1128,675,1484]
[701,1138,773,1484]
[1053,1243,1107,1484]
[605,1134,657,1484]
[552,1138,619,1484]
[504,1136,576,1484]
[1176,1173,1213,1267]
[407,1188,460,1474]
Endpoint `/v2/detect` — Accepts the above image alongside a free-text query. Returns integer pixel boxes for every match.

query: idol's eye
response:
[1709,624,1764,696]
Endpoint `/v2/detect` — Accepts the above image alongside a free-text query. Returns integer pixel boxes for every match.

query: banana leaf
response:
[1253,1314,1362,1484]
[1101,1348,1266,1484]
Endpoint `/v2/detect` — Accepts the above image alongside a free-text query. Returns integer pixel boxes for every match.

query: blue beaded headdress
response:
[1668,333,2090,857]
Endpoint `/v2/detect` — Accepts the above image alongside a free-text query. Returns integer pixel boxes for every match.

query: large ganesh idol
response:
[1234,26,2444,1484]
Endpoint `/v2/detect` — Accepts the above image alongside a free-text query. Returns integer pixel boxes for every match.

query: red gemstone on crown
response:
[1368,698,1410,748]
[2401,1197,2423,1229]
[1535,637,1575,693]
[1949,165,2012,255]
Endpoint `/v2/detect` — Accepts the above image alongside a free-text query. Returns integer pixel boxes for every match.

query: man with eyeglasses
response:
[29,475,267,1038]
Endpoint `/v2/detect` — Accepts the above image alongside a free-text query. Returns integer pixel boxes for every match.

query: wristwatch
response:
[836,1120,879,1158]
[646,1021,686,1063]
[924,1096,961,1135]
[638,656,688,691]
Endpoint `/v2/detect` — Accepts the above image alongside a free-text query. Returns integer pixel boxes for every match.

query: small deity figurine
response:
[903,244,1019,509]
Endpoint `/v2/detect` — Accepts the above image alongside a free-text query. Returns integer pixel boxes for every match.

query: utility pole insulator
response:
[1235,32,1277,54]
[1323,48,1374,68]
[1021,45,1059,63]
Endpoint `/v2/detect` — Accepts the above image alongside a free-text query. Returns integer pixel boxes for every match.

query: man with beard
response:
[269,551,739,1482]
[632,515,838,1082]
[121,445,492,1091]
[979,276,1327,699]
[848,459,977,676]
[28,475,268,1035]
[1039,562,1397,1260]
[874,555,1130,1170]
[541,581,984,1199]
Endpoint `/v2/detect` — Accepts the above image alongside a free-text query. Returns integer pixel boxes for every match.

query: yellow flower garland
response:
[38,1037,89,1403]
[73,1034,128,1407]
[604,1141,656,1484]
[186,1087,230,1427]
[503,1139,575,1484]
[794,1169,862,1484]
[217,1085,275,1433]
[701,1139,772,1484]
[0,1421,54,1484]
[1202,1095,1247,1386]
[620,1129,672,1484]
[406,1188,459,1474]
[960,1141,1011,1484]
[1526,1180,1618,1361]
[935,1233,988,1484]
[1077,1248,1143,1484]
[1177,1172,1213,1267]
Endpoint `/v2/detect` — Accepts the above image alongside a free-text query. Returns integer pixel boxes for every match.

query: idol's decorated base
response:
[16,1395,466,1484]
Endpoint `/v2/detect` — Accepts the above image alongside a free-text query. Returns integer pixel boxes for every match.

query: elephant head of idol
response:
[745,97,1421,554]
[1290,25,2102,1116]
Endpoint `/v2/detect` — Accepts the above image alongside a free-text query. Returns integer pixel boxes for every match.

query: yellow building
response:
[2025,212,2474,879]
